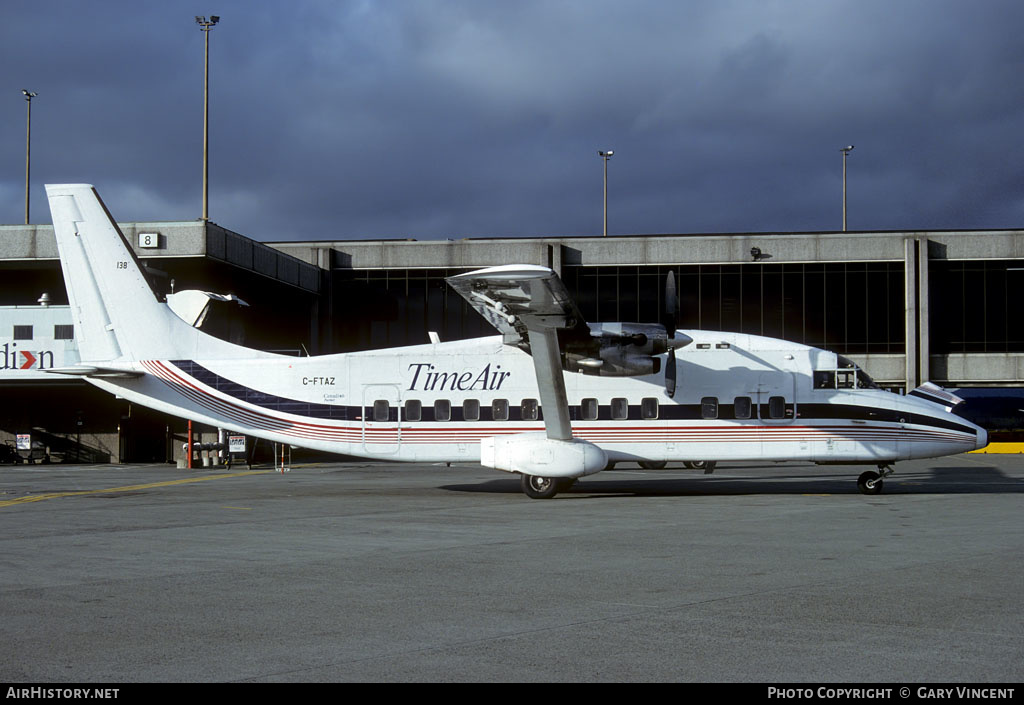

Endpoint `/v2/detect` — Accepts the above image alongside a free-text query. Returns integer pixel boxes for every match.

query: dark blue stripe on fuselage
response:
[168,360,978,435]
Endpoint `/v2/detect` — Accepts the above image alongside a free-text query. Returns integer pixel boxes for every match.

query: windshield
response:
[814,357,879,390]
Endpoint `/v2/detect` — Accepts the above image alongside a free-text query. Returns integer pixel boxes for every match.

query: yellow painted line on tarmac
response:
[0,470,272,508]
[970,442,1024,454]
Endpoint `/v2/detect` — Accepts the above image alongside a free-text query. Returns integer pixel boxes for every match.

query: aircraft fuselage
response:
[90,329,984,467]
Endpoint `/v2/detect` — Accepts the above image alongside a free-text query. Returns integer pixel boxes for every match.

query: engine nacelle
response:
[561,322,690,377]
[480,433,608,478]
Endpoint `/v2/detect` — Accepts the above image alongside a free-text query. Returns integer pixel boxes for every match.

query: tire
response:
[857,470,883,495]
[691,460,717,473]
[638,460,667,470]
[521,474,560,499]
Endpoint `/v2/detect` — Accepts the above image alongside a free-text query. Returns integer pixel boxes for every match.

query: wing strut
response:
[523,316,573,441]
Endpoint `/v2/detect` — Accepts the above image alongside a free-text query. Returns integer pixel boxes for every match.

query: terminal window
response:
[564,263,905,355]
[930,260,1024,353]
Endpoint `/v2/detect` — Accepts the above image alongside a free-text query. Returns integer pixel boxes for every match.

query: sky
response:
[3,0,1024,242]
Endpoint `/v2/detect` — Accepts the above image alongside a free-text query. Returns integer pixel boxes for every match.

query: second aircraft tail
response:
[46,184,264,364]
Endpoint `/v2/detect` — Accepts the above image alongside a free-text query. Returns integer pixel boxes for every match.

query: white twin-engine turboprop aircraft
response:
[45,184,987,498]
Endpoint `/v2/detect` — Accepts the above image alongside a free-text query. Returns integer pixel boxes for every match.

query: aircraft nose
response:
[975,425,989,450]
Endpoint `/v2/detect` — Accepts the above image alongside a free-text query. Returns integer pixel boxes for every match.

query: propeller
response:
[664,270,678,397]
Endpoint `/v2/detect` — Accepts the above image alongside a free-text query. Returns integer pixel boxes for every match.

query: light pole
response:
[23,90,37,225]
[196,15,219,222]
[598,150,613,237]
[840,145,854,232]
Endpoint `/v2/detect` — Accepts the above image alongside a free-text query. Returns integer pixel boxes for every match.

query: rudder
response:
[46,184,225,363]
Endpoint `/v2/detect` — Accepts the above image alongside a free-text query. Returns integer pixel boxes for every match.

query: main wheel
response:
[691,460,717,473]
[857,470,883,495]
[521,474,560,499]
[638,460,667,470]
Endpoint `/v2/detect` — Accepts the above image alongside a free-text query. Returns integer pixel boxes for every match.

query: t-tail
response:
[46,184,266,365]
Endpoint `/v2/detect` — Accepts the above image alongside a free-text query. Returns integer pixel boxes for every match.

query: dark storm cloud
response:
[3,0,1024,240]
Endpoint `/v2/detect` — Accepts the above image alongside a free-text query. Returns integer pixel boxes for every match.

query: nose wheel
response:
[857,464,894,495]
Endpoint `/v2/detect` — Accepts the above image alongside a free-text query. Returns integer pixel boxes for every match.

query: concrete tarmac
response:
[0,454,1021,683]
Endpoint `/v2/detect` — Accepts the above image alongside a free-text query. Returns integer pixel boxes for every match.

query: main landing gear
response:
[857,464,894,495]
[520,474,576,499]
[684,460,717,473]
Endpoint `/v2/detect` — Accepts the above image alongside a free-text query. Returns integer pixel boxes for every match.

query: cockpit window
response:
[814,371,836,389]
[815,360,878,390]
[856,368,879,389]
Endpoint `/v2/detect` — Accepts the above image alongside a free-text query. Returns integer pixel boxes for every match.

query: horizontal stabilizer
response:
[909,381,964,409]
[43,365,144,378]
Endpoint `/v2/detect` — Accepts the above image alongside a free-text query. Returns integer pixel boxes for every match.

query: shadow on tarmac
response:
[440,462,1024,497]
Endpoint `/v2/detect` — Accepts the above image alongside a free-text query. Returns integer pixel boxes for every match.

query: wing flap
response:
[446,265,585,345]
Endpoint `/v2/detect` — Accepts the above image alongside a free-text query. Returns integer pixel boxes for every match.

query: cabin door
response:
[362,384,401,455]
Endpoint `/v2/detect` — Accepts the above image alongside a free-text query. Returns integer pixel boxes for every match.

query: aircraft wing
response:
[447,265,584,440]
[448,265,688,440]
[445,265,587,347]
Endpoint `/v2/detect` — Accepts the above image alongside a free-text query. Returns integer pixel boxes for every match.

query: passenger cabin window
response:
[734,396,752,420]
[373,400,390,422]
[641,397,659,419]
[13,325,32,340]
[521,398,539,421]
[492,399,509,421]
[404,400,421,422]
[768,396,786,419]
[611,398,629,420]
[54,324,74,340]
[435,399,451,422]
[581,398,598,421]
[701,397,719,419]
[464,399,480,422]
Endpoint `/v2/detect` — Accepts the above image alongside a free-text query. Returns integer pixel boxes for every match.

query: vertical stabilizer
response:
[47,186,125,362]
[46,184,253,363]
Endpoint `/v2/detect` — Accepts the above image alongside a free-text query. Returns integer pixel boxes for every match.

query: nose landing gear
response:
[857,464,894,495]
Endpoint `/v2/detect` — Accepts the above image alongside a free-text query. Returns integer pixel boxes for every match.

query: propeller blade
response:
[665,347,677,398]
[663,270,678,339]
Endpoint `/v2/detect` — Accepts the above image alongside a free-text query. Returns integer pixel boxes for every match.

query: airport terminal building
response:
[2,219,1022,462]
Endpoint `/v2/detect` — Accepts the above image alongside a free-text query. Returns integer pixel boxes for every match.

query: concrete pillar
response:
[904,235,931,391]
[547,244,563,276]
[905,237,919,392]
[918,237,930,384]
